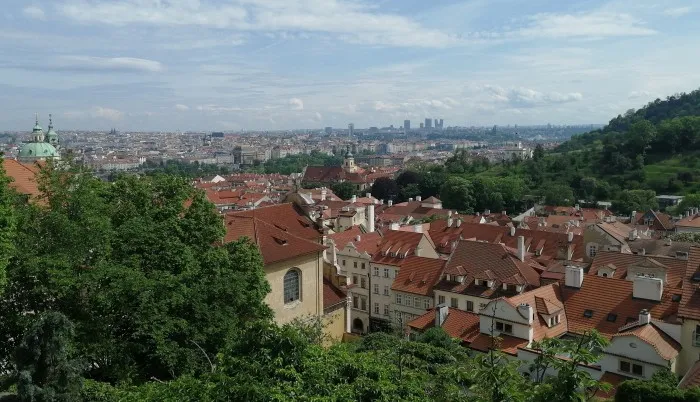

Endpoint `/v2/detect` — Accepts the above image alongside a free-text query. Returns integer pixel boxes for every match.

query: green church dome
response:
[46,114,59,145]
[18,142,59,159]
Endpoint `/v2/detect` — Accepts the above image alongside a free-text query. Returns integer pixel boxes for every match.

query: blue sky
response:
[1,0,699,131]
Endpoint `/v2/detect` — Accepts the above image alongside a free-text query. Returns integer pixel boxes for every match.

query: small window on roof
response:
[606,313,617,322]
[672,294,682,302]
[583,309,593,318]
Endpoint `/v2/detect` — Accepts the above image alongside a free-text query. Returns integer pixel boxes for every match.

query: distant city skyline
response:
[1,0,699,131]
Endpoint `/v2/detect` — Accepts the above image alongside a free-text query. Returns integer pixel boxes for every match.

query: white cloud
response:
[663,7,692,17]
[174,104,190,111]
[92,107,124,121]
[480,85,583,107]
[196,104,243,112]
[314,112,323,121]
[628,90,651,99]
[58,0,457,48]
[23,5,46,20]
[288,98,304,110]
[57,56,163,72]
[516,11,656,39]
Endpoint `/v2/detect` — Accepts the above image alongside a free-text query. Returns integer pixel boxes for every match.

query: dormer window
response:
[446,274,452,281]
[456,276,464,283]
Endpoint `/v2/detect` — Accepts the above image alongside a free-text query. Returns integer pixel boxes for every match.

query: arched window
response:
[284,269,301,303]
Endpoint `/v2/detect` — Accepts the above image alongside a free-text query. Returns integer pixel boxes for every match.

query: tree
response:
[15,312,82,402]
[371,177,398,201]
[330,181,355,201]
[615,189,658,215]
[395,170,421,188]
[542,184,575,206]
[0,158,17,292]
[532,144,545,162]
[439,177,474,213]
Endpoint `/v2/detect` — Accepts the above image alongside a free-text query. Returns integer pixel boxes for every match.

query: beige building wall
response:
[322,305,347,346]
[582,225,626,260]
[433,289,489,314]
[265,252,324,325]
[678,319,700,373]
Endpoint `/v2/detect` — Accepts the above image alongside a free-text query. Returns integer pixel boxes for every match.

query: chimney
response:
[366,192,371,198]
[565,266,584,288]
[631,210,637,223]
[575,203,580,211]
[409,197,414,202]
[416,196,422,202]
[666,238,672,247]
[517,303,534,324]
[633,276,663,301]
[413,224,423,233]
[447,215,454,227]
[638,309,651,325]
[456,218,462,227]
[366,204,375,233]
[390,222,400,231]
[628,229,638,241]
[517,235,525,261]
[330,239,338,265]
[568,231,574,243]
[388,200,393,207]
[435,304,449,327]
[510,226,516,236]
[351,195,357,203]
[502,210,507,216]
[484,209,491,215]
[320,188,327,201]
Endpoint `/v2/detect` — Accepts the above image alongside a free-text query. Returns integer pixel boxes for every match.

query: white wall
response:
[599,335,672,380]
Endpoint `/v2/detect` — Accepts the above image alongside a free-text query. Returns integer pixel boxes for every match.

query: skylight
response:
[606,313,617,322]
[672,294,682,302]
[583,309,593,318]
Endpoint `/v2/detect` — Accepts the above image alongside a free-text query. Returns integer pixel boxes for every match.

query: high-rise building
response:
[324,126,333,135]
[419,123,424,129]
[403,120,410,131]
[348,123,355,137]
[434,119,444,129]
[424,118,432,129]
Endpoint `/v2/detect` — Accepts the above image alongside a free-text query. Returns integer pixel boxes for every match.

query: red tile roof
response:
[677,214,700,229]
[323,278,347,311]
[678,246,700,320]
[634,210,675,231]
[2,159,41,198]
[588,251,687,290]
[508,283,568,341]
[612,322,681,360]
[391,256,445,296]
[469,333,528,356]
[560,275,679,337]
[224,204,325,265]
[595,371,633,399]
[303,166,347,183]
[328,226,383,255]
[428,221,583,260]
[371,230,435,266]
[407,307,481,344]
[436,240,543,298]
[679,360,700,389]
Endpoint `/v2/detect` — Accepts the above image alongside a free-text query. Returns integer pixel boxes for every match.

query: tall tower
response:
[403,120,410,131]
[424,118,432,129]
[348,123,355,137]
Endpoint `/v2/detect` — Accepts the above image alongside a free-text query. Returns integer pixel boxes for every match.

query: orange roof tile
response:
[507,284,568,341]
[561,275,679,337]
[612,322,680,360]
[407,307,481,344]
[679,360,700,389]
[2,159,41,198]
[323,278,347,310]
[391,256,445,296]
[595,371,633,399]
[329,226,383,255]
[678,246,700,320]
[588,251,687,290]
[372,230,435,266]
[469,333,528,356]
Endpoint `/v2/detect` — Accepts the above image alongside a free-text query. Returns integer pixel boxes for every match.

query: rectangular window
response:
[588,245,598,258]
[384,268,389,278]
[384,304,389,316]
[362,263,366,269]
[496,322,504,331]
[354,261,357,268]
[361,278,366,289]
[353,296,358,309]
[361,297,367,311]
[343,259,346,266]
[438,295,445,305]
[423,298,430,309]
[396,294,402,304]
[504,324,513,334]
[414,297,420,308]
[374,303,379,314]
[353,275,358,285]
[373,267,379,276]
[619,361,631,373]
[383,285,389,296]
[632,364,643,376]
[374,284,379,294]
[405,297,411,306]
[467,301,474,312]
[450,297,458,308]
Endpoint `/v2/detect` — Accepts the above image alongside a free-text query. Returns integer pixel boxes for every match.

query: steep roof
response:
[588,251,687,290]
[2,159,41,198]
[428,221,583,260]
[391,256,445,296]
[504,283,568,340]
[303,166,347,183]
[634,210,675,231]
[329,226,383,255]
[612,322,681,360]
[407,307,481,344]
[560,275,680,337]
[677,214,700,229]
[679,360,700,389]
[226,203,321,241]
[678,246,700,320]
[323,278,347,310]
[436,240,543,298]
[372,230,435,266]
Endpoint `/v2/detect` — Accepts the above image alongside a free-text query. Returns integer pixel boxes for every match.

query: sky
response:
[1,0,699,131]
